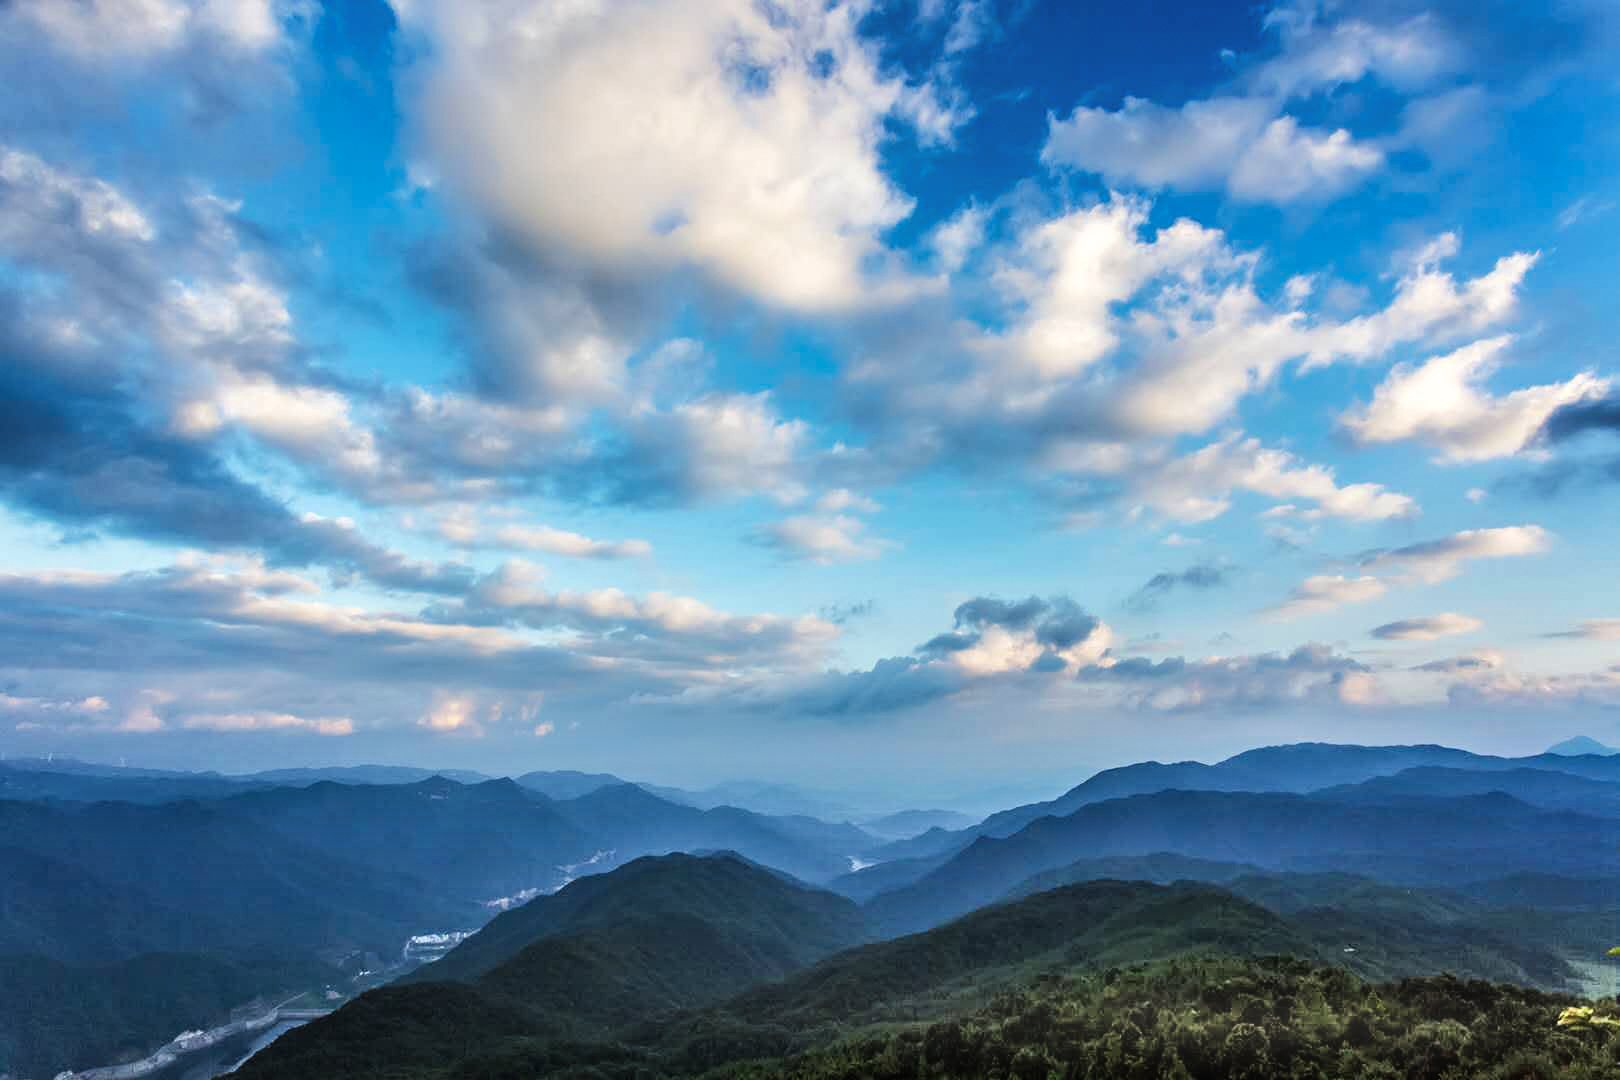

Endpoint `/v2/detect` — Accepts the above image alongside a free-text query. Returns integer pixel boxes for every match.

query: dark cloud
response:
[774,657,963,717]
[817,600,875,625]
[0,320,470,596]
[951,595,1048,631]
[1127,562,1231,611]
[1076,644,1371,710]
[1542,396,1620,443]
[918,594,1102,662]
[1034,597,1101,649]
[1413,655,1498,674]
[1516,396,1620,493]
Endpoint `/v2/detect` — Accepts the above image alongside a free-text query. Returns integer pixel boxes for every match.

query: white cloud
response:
[1267,574,1386,619]
[814,488,881,514]
[929,203,987,274]
[433,510,652,559]
[7,0,293,61]
[1342,336,1609,461]
[0,692,111,715]
[1044,97,1381,205]
[183,710,354,735]
[1370,613,1482,640]
[1037,7,1454,207]
[1546,619,1620,641]
[1360,525,1551,584]
[418,692,481,736]
[467,559,839,667]
[1120,435,1417,524]
[758,513,891,564]
[396,0,954,311]
[1251,9,1458,98]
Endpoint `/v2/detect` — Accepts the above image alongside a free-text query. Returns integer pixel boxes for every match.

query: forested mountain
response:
[235,869,1619,1080]
[7,742,1619,1079]
[218,776,599,904]
[234,853,874,1078]
[413,852,869,984]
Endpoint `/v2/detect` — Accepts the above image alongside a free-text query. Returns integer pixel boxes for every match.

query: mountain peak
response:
[1545,736,1619,757]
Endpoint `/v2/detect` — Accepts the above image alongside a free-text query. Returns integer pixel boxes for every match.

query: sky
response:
[1,0,1618,804]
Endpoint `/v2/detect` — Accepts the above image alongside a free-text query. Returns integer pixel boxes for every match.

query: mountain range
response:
[5,740,1619,1078]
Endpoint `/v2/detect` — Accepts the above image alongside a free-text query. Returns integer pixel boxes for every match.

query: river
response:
[133,1019,307,1080]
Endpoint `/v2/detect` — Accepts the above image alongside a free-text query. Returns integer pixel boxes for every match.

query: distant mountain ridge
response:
[864,784,1620,935]
[1546,735,1620,756]
[854,741,1620,872]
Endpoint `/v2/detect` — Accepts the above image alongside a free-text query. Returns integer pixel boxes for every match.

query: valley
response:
[3,741,1618,1079]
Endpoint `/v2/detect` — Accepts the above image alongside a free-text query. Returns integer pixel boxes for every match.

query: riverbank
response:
[53,1006,330,1080]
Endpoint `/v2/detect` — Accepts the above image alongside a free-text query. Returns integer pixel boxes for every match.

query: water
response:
[132,1020,307,1080]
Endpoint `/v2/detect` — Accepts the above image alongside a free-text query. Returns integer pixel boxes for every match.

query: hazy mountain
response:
[1546,735,1620,756]
[0,761,267,804]
[0,759,492,804]
[859,808,977,839]
[513,768,628,799]
[548,782,866,882]
[639,779,862,821]
[864,787,1620,935]
[973,743,1521,841]
[861,741,1620,883]
[245,765,492,785]
[824,852,957,902]
[1315,765,1620,815]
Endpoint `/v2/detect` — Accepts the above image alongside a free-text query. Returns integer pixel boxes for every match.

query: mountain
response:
[0,797,477,958]
[1315,765,1620,815]
[414,851,869,984]
[234,853,871,1079]
[863,787,1620,935]
[235,877,1307,1080]
[229,867,1610,1080]
[0,845,225,965]
[972,743,1517,841]
[639,779,862,821]
[825,852,957,902]
[218,776,600,904]
[668,953,1602,1080]
[548,782,869,882]
[0,759,491,804]
[0,761,267,804]
[513,768,627,799]
[0,795,477,1080]
[860,741,1620,883]
[244,765,492,785]
[1002,855,1580,990]
[859,808,977,839]
[0,947,328,1079]
[1546,735,1620,756]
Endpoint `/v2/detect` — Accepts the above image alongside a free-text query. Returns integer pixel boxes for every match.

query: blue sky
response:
[1,0,1618,801]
